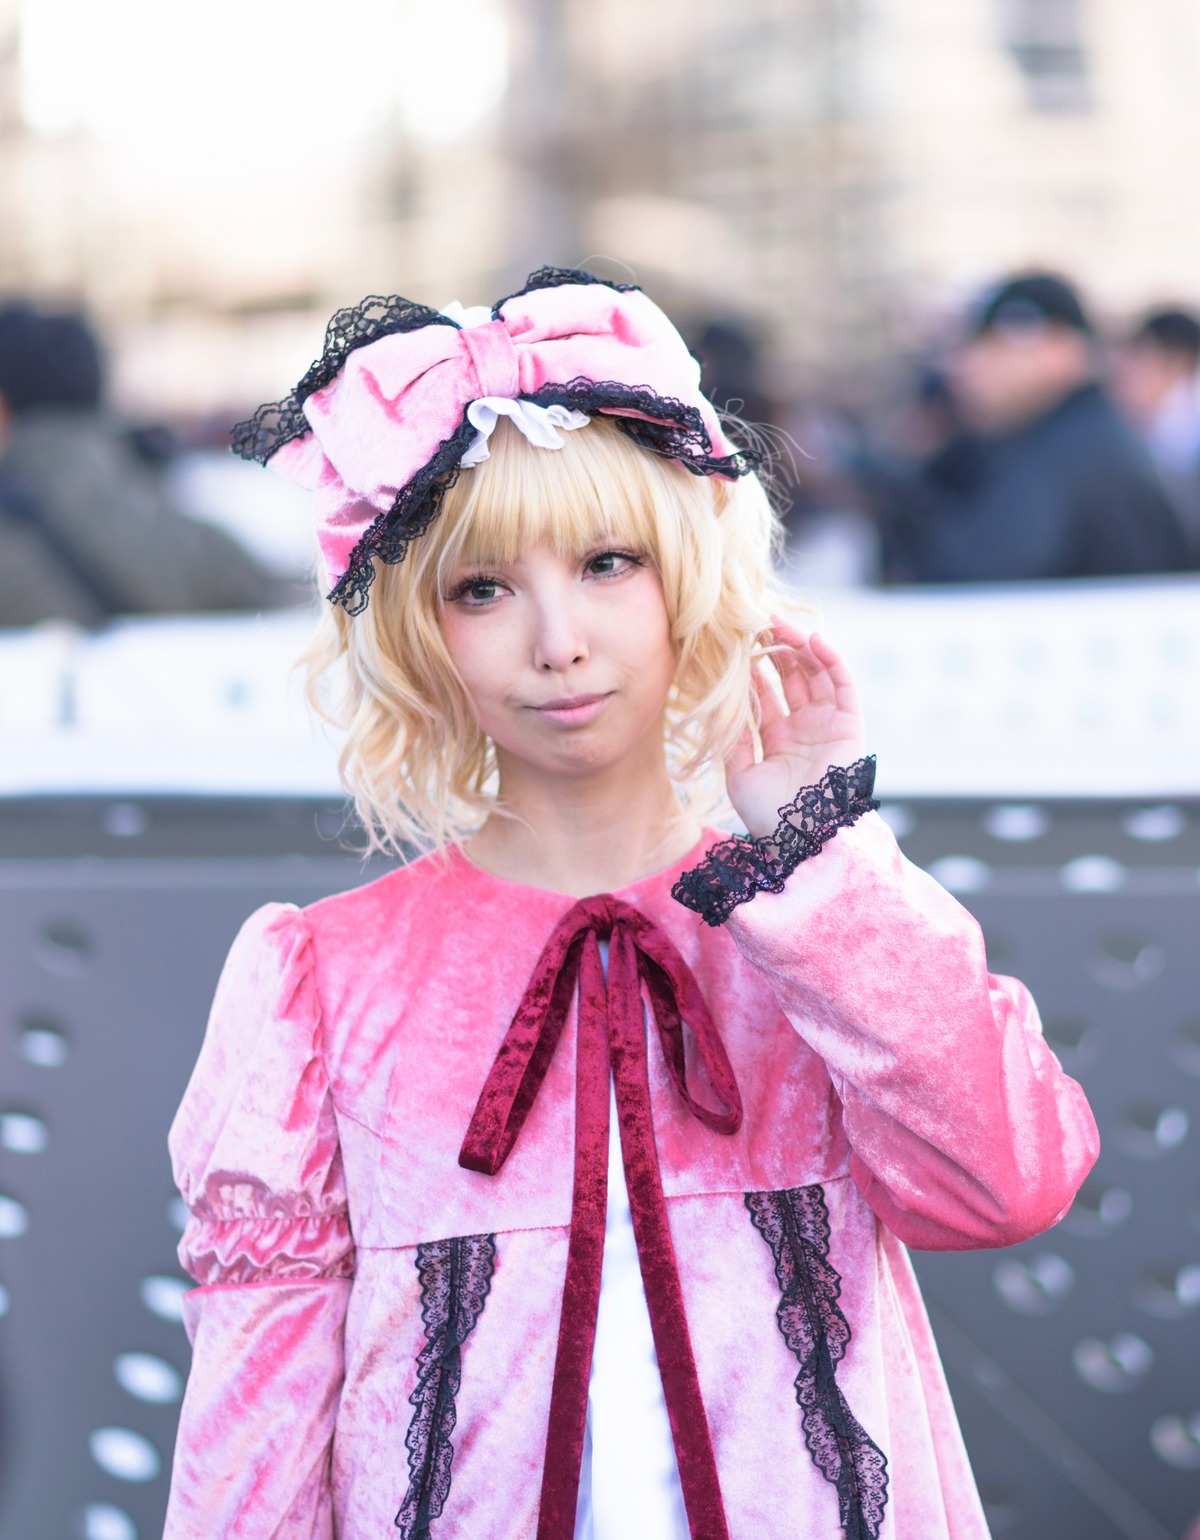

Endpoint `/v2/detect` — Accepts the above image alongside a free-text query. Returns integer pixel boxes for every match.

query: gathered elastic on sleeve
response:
[169,902,354,1287]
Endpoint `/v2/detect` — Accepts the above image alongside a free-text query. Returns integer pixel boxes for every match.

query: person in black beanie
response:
[872,273,1193,583]
[0,302,280,626]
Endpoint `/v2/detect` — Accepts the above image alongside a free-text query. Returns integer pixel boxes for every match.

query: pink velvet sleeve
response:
[164,903,354,1540]
[725,812,1100,1250]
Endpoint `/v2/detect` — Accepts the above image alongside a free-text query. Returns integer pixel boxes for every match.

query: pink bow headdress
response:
[232,267,758,614]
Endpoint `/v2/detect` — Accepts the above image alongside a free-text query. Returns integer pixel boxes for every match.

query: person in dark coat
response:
[871,274,1192,583]
[0,303,281,627]
[1112,306,1200,561]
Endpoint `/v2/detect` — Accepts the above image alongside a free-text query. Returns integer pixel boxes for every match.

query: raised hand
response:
[725,617,867,840]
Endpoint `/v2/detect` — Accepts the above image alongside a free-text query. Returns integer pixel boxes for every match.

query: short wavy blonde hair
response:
[305,414,789,853]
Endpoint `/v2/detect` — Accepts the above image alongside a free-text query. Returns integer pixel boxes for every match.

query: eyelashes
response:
[444,549,646,607]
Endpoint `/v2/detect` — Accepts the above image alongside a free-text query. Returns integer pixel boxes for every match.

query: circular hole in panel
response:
[0,1111,48,1154]
[983,805,1048,843]
[1061,856,1126,894]
[166,1195,189,1232]
[1170,1021,1200,1076]
[976,1479,1019,1533]
[140,1275,189,1322]
[1134,1263,1200,1319]
[80,1502,138,1540]
[102,802,148,839]
[993,1253,1075,1314]
[1116,1103,1188,1158]
[926,856,990,894]
[114,1351,183,1404]
[876,804,914,840]
[1063,1178,1131,1238]
[1150,1413,1200,1470]
[0,1281,10,1318]
[0,1194,29,1238]
[1072,1332,1154,1392]
[1087,934,1165,992]
[1123,805,1186,842]
[17,1014,70,1066]
[36,919,94,977]
[89,1427,160,1483]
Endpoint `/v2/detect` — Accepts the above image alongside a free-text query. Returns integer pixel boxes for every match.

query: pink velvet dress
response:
[164,812,1099,1539]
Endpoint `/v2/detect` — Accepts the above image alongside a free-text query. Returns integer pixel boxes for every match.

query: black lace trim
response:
[231,297,458,465]
[326,377,760,614]
[395,1234,496,1539]
[230,263,763,613]
[745,1186,889,1540]
[328,415,478,615]
[523,378,758,480]
[491,264,640,315]
[672,757,879,927]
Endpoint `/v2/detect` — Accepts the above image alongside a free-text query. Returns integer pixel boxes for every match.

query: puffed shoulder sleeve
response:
[713,808,1100,1251]
[164,902,352,1540]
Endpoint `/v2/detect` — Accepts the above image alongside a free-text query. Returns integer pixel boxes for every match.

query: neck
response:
[463,728,701,897]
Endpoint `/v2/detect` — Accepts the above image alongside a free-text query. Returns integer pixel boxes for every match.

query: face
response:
[437,538,678,785]
[950,324,1090,433]
[1112,343,1194,423]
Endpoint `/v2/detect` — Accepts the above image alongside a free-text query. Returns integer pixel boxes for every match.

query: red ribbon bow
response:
[460,894,742,1540]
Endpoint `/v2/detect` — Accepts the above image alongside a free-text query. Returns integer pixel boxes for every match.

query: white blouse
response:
[574,949,689,1539]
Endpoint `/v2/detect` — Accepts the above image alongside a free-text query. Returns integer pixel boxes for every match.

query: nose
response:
[531,583,588,673]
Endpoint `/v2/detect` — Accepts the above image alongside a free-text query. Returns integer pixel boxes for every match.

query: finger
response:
[807,631,864,718]
[767,623,834,713]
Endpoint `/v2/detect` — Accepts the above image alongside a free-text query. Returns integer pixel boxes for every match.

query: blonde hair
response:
[305,414,790,854]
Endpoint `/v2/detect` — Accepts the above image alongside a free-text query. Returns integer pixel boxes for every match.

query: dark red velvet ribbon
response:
[459,894,742,1540]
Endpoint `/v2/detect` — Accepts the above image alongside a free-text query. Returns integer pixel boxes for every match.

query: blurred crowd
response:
[1,271,1198,628]
[738,272,1200,589]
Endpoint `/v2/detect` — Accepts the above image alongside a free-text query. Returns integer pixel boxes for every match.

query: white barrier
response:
[0,577,1197,798]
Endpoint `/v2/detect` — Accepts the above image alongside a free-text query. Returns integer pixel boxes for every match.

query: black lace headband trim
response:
[491,264,640,314]
[230,264,764,613]
[231,267,640,468]
[231,298,458,466]
[324,377,761,614]
[672,757,879,927]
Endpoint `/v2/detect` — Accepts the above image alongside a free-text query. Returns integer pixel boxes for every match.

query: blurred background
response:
[0,1,1199,1538]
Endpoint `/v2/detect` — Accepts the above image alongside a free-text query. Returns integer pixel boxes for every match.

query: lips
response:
[530,692,612,725]
[534,693,608,711]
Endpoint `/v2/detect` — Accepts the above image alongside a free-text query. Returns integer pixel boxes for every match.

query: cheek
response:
[437,613,508,723]
[612,575,676,691]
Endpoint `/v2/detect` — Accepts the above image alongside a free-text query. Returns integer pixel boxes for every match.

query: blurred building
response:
[1,0,1199,414]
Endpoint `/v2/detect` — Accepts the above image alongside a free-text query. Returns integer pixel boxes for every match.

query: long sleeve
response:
[164,903,354,1540]
[724,812,1099,1250]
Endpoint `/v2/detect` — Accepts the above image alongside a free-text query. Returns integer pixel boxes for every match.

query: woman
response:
[164,268,1098,1539]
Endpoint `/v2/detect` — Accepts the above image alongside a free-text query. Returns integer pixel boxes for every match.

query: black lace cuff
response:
[671,757,879,927]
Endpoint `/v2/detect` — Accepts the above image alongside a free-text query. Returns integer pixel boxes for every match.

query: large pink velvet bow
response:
[460,894,742,1540]
[266,282,739,591]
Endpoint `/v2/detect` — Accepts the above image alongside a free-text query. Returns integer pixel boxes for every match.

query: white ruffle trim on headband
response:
[460,398,591,467]
[440,300,591,467]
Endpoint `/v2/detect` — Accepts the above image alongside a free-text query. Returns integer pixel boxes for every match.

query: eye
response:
[586,549,643,578]
[446,573,505,606]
